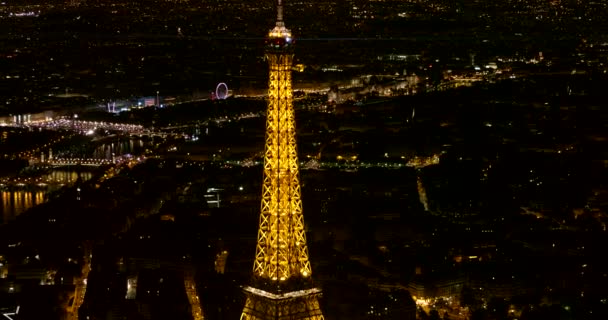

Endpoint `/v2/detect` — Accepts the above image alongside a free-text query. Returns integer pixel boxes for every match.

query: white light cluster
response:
[243,286,321,300]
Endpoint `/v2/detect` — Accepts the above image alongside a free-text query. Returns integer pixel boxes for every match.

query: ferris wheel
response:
[215,82,229,100]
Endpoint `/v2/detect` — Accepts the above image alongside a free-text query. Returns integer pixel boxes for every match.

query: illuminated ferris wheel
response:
[215,82,229,100]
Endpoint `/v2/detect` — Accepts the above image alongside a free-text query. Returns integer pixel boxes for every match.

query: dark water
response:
[93,138,149,159]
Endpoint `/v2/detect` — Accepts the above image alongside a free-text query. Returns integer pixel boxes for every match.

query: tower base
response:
[241,286,324,320]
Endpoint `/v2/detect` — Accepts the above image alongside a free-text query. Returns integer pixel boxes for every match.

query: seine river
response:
[92,138,148,160]
[0,129,153,224]
[0,169,94,224]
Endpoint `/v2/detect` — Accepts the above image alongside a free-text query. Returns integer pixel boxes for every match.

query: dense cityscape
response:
[1,0,608,319]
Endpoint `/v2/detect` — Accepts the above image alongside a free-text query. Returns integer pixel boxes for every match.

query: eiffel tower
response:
[240,1,324,319]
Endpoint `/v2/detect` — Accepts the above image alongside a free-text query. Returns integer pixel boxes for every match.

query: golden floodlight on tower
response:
[240,0,324,319]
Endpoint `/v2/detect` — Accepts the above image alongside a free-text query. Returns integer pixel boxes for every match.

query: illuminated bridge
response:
[43,158,115,167]
[38,155,145,169]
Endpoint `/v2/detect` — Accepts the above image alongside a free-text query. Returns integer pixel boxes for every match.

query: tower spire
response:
[277,0,283,24]
[268,0,291,39]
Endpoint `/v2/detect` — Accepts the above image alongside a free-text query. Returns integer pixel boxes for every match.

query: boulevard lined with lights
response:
[23,119,145,135]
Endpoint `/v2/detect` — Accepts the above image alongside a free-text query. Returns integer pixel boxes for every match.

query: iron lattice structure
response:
[241,1,324,319]
[254,46,313,282]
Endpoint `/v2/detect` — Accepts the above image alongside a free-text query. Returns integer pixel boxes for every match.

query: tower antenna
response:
[277,0,283,24]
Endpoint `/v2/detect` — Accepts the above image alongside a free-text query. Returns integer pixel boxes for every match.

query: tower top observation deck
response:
[267,0,292,44]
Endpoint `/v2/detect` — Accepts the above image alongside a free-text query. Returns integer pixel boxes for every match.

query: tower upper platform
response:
[266,23,293,50]
[268,21,291,39]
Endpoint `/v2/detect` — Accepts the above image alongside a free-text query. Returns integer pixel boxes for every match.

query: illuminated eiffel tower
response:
[240,1,324,319]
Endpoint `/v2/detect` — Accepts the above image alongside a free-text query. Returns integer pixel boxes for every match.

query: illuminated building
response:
[240,1,324,319]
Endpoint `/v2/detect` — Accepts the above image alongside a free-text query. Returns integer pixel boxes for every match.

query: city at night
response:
[1,0,607,319]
